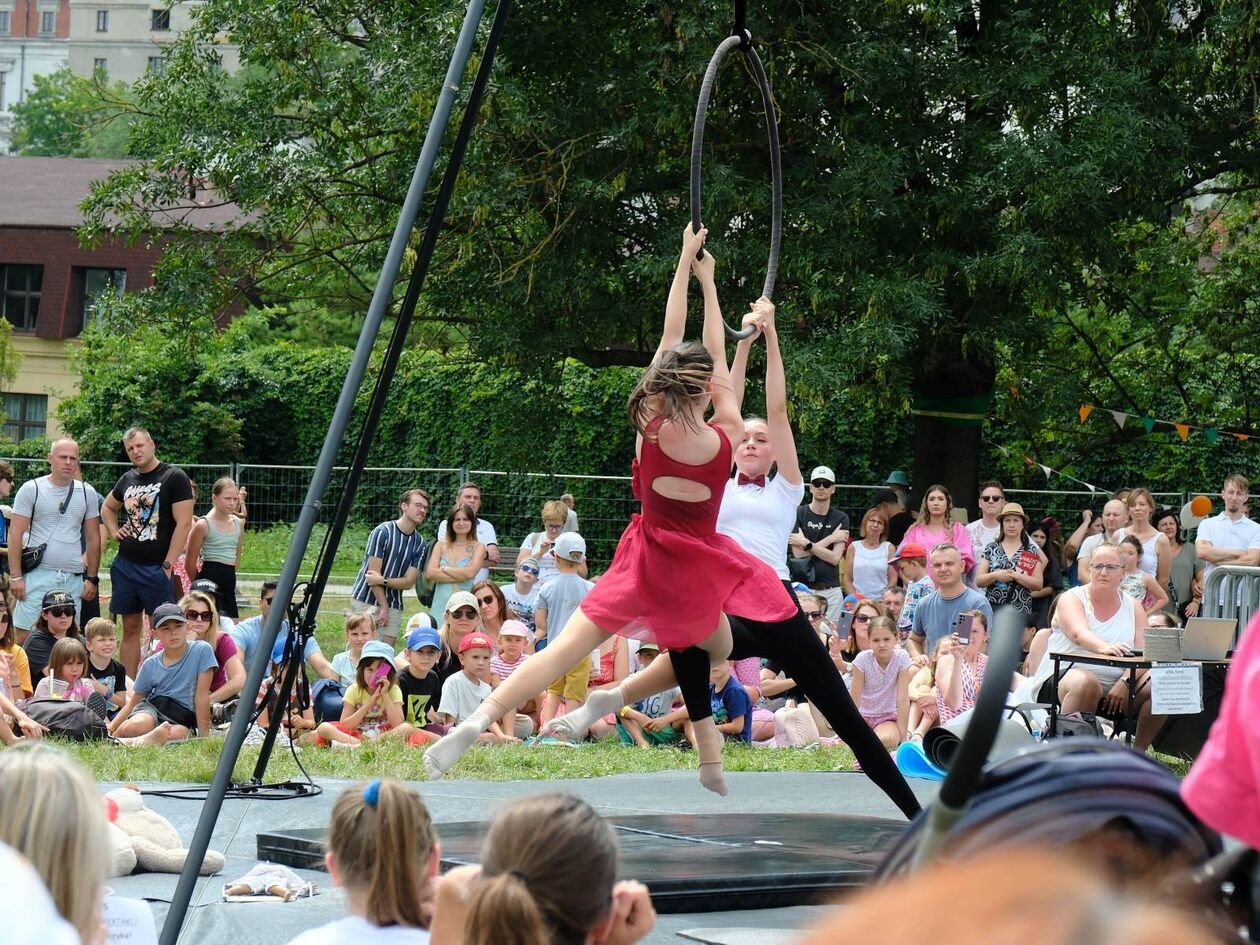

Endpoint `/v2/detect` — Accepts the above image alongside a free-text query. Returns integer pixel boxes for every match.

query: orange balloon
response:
[1190,495,1212,517]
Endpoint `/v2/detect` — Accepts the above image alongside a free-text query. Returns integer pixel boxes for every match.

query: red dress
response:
[580,422,796,649]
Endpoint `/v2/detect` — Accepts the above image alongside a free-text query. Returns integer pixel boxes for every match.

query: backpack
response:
[22,697,108,741]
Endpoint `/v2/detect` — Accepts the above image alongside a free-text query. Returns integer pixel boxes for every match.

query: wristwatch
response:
[805,541,814,551]
[162,561,173,571]
[85,575,100,585]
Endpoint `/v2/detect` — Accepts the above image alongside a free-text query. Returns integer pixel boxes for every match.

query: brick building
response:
[0,0,71,151]
[0,155,241,440]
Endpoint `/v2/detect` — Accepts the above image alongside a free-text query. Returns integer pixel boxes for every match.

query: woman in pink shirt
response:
[898,484,975,572]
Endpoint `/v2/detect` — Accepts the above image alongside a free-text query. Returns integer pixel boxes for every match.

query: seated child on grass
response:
[395,623,447,746]
[614,641,683,747]
[83,618,128,717]
[310,640,413,749]
[108,603,216,743]
[489,620,535,740]
[432,632,519,744]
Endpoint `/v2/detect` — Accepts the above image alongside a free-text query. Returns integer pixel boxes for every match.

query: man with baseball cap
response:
[789,465,851,622]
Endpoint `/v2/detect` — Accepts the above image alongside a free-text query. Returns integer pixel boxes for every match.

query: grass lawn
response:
[56,732,1190,785]
[61,737,859,785]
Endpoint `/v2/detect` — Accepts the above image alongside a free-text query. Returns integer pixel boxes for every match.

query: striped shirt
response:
[351,520,426,611]
[490,651,528,681]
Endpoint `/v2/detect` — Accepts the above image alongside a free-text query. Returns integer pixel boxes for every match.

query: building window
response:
[0,72,7,112]
[40,10,54,33]
[1,264,42,330]
[95,9,108,31]
[0,11,11,33]
[79,267,126,329]
[151,8,170,31]
[93,58,107,73]
[147,56,166,74]
[2,394,48,443]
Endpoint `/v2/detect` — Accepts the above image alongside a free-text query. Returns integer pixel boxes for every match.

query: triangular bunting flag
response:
[1174,423,1191,441]
[1205,428,1219,444]
[1078,405,1094,423]
[1039,464,1052,479]
[1109,410,1128,429]
[1140,417,1156,434]
[1085,483,1097,495]
[1234,433,1250,442]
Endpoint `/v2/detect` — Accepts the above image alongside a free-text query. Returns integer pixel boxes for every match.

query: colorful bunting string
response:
[994,444,1103,495]
[1076,404,1256,445]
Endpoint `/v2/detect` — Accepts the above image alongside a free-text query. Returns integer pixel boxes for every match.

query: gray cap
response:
[152,602,186,627]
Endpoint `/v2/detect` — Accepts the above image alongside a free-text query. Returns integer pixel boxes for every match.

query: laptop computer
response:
[1181,617,1236,661]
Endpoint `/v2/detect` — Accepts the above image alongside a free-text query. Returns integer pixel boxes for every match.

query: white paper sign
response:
[102,895,158,945]
[1150,663,1203,715]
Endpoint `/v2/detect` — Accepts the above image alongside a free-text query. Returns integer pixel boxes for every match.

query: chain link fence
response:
[0,454,1195,569]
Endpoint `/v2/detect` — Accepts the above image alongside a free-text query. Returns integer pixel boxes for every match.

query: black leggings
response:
[670,584,922,819]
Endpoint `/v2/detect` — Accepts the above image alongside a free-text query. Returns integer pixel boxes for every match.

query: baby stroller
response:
[886,607,1257,941]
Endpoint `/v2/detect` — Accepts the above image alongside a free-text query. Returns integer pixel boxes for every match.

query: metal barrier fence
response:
[234,464,465,530]
[1203,565,1260,644]
[0,454,1196,569]
[0,458,234,508]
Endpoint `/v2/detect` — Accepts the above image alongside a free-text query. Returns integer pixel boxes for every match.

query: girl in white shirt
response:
[285,778,437,945]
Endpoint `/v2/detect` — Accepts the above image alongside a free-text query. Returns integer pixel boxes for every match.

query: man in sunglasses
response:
[230,581,337,683]
[789,466,850,623]
[8,438,101,644]
[966,481,1006,561]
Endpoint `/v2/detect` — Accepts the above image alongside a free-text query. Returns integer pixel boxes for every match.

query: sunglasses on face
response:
[980,495,1004,502]
[0,476,13,483]
[476,596,496,606]
[853,614,873,623]
[45,606,75,619]
[804,610,824,620]
[519,565,539,576]
[261,597,275,605]
[810,481,833,489]
[184,609,212,621]
[451,608,478,620]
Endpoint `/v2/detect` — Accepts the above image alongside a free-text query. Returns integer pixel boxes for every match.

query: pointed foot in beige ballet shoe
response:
[698,761,729,797]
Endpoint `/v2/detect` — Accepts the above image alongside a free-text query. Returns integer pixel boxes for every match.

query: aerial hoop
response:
[690,28,783,341]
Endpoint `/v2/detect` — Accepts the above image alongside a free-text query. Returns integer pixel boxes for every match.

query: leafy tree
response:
[9,68,136,157]
[75,1,1260,502]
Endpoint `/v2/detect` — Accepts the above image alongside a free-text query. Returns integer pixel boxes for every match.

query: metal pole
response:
[158,2,489,939]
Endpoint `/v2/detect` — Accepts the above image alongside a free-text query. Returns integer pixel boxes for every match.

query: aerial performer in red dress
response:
[423,225,796,793]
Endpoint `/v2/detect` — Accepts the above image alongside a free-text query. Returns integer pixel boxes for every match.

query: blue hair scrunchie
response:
[363,778,382,808]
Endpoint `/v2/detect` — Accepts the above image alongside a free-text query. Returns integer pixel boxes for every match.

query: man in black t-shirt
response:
[876,489,915,547]
[789,466,851,622]
[101,427,195,676]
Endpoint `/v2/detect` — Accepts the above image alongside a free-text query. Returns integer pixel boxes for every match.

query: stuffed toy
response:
[104,786,226,878]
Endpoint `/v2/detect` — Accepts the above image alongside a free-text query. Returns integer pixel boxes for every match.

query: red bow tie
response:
[738,473,767,488]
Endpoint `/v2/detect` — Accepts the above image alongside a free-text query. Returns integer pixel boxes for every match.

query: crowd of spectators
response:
[1,417,1254,763]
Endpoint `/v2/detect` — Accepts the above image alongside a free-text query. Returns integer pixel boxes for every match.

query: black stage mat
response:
[259,812,903,913]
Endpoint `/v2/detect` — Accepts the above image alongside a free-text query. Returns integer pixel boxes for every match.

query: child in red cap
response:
[433,633,519,744]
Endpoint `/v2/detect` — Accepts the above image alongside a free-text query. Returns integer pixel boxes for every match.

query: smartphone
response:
[369,663,392,688]
[953,613,974,645]
[834,611,855,641]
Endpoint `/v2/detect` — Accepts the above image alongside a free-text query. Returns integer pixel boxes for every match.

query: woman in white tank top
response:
[1029,541,1163,747]
[1114,487,1170,589]
[844,509,894,599]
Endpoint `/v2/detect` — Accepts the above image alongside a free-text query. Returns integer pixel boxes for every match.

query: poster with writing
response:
[1017,550,1040,575]
[1150,663,1204,715]
[103,895,158,945]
